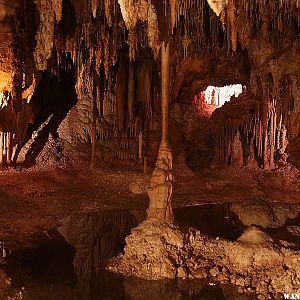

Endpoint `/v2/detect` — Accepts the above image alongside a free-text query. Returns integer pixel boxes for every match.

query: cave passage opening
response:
[193,84,245,117]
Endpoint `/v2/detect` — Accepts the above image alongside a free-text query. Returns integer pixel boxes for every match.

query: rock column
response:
[147,42,174,222]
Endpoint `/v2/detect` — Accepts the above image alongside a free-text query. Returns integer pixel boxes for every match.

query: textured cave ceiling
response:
[0,0,298,169]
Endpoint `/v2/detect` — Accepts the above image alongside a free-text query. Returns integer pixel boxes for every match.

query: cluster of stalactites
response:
[205,0,300,53]
[35,0,300,71]
[51,0,152,156]
[117,0,160,60]
[212,94,289,170]
[170,0,231,60]
[205,0,236,51]
[90,0,117,26]
[53,0,124,85]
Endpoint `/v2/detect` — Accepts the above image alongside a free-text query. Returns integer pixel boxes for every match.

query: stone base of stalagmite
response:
[107,220,300,298]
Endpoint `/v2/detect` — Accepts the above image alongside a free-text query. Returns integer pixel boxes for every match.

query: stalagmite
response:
[147,42,174,222]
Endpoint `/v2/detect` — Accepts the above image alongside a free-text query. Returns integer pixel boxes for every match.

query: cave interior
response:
[0,0,300,299]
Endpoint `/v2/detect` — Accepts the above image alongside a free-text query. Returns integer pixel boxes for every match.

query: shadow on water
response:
[174,203,241,240]
[1,208,258,299]
[175,203,300,250]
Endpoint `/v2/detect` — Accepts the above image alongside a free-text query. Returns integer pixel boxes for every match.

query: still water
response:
[1,205,264,299]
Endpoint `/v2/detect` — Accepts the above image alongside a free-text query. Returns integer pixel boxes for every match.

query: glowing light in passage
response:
[193,84,244,117]
[204,84,244,107]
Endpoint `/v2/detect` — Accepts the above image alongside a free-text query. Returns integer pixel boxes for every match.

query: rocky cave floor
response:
[0,157,299,248]
[0,159,300,299]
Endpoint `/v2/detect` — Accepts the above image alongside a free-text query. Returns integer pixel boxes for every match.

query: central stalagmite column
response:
[160,42,170,148]
[147,42,174,222]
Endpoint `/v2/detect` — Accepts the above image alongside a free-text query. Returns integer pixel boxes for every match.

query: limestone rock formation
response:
[34,0,59,71]
[108,220,300,297]
[0,0,299,298]
[237,226,274,247]
[207,0,226,16]
[147,146,174,221]
[231,201,300,228]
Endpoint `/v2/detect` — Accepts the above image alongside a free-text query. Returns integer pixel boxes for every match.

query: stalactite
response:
[227,0,237,51]
[103,35,110,79]
[34,0,56,70]
[3,0,299,168]
[170,0,178,31]
[207,0,226,16]
[52,0,63,22]
[128,30,137,61]
[128,62,135,121]
[147,3,161,59]
[116,57,128,134]
[211,81,294,170]
[117,0,160,59]
[137,58,152,121]
[91,0,98,19]
[182,33,191,59]
[104,0,113,26]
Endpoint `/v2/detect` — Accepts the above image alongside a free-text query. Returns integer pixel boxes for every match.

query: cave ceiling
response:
[0,0,298,166]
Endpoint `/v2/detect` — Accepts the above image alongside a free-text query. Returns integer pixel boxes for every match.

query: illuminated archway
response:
[193,84,245,116]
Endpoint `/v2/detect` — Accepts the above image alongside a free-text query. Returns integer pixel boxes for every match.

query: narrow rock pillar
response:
[147,42,174,222]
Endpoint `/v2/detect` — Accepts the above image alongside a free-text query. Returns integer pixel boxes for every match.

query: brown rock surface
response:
[108,221,300,297]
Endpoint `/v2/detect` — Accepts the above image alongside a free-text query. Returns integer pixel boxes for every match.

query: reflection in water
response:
[124,278,227,300]
[1,209,258,299]
[58,210,137,280]
[174,203,240,240]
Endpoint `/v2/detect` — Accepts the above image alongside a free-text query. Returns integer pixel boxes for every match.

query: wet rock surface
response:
[0,210,258,300]
[108,220,300,298]
[230,200,300,228]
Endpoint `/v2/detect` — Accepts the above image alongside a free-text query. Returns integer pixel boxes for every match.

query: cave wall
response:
[0,0,299,169]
